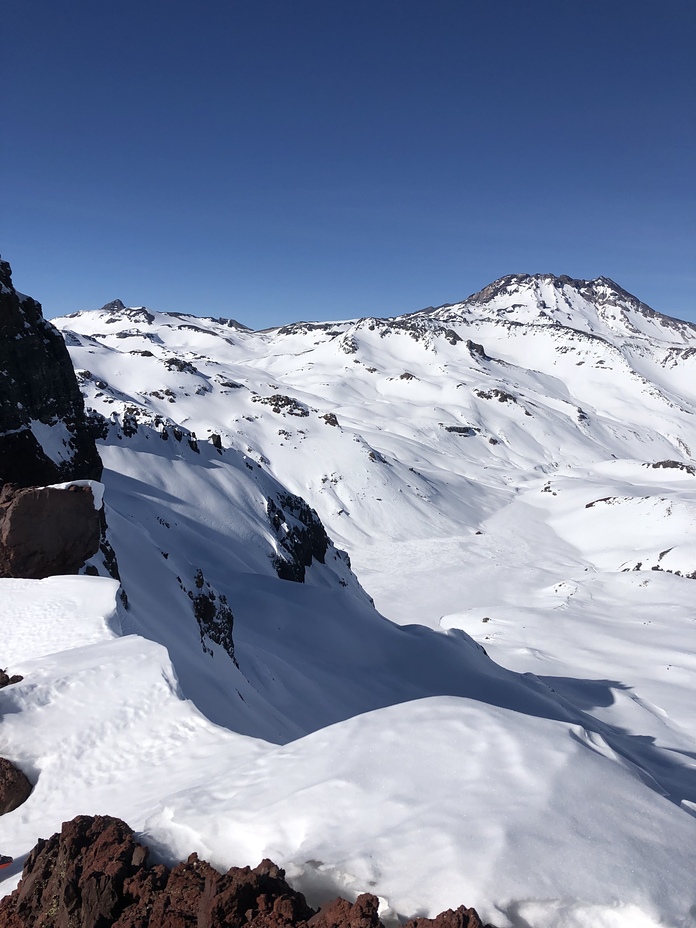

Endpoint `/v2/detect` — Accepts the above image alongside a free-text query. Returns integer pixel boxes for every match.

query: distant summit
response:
[99,299,126,313]
[464,273,659,315]
[421,272,696,344]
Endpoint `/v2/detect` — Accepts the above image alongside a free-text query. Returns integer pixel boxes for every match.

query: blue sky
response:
[2,1,694,326]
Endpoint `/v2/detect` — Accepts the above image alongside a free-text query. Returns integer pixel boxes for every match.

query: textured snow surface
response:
[2,275,696,928]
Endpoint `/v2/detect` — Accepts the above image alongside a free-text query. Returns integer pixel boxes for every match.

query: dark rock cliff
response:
[0,815,492,928]
[267,493,330,583]
[0,258,102,488]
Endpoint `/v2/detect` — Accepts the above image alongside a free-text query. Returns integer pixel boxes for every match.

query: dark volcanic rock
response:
[0,483,101,579]
[252,394,311,417]
[267,493,330,582]
[0,815,494,928]
[649,460,696,475]
[0,669,23,687]
[0,258,102,489]
[0,757,32,815]
[179,568,236,662]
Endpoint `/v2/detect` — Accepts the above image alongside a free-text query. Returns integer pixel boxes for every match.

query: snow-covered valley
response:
[2,273,696,928]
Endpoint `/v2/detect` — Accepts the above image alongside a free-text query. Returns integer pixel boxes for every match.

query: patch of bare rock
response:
[0,815,494,928]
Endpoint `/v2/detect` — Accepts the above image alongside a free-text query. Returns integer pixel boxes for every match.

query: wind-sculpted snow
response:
[2,274,695,927]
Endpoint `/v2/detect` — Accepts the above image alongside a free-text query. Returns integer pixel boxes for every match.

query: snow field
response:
[2,278,693,926]
[0,577,264,890]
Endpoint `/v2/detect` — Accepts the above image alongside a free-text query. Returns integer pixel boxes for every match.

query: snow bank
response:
[41,479,105,510]
[145,696,696,928]
[1,575,118,665]
[0,575,263,896]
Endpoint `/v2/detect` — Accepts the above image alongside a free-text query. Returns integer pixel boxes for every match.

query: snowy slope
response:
[2,275,696,928]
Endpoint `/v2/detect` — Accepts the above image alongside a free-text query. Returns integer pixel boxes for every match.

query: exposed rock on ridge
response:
[0,815,492,928]
[267,492,330,582]
[0,482,101,579]
[0,258,102,488]
[179,568,236,662]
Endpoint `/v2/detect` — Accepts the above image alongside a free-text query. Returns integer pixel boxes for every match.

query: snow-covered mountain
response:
[2,274,696,928]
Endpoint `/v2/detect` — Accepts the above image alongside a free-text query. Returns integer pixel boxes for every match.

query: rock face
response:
[267,493,330,583]
[0,815,492,928]
[0,483,101,579]
[0,257,102,489]
[0,757,32,815]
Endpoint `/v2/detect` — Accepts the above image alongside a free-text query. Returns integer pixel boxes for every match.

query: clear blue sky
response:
[2,1,694,327]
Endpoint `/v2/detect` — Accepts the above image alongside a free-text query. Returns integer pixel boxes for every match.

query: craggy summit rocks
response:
[0,815,492,928]
[0,257,102,488]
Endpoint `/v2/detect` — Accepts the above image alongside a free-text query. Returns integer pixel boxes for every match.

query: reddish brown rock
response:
[0,483,101,579]
[0,758,32,815]
[402,905,486,928]
[310,893,381,928]
[0,815,495,928]
[0,816,315,928]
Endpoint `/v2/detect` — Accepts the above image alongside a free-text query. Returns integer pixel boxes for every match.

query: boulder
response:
[0,483,101,579]
[0,758,32,815]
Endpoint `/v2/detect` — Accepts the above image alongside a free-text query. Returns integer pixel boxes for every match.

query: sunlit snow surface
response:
[3,277,696,928]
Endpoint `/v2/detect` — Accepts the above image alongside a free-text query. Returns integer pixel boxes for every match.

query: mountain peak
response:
[466,273,632,305]
[429,272,696,343]
[99,299,126,313]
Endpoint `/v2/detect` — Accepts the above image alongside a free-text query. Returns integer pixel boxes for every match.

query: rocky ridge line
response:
[0,815,493,928]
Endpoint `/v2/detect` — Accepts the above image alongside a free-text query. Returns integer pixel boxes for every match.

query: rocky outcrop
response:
[0,758,32,815]
[312,899,486,928]
[267,493,330,582]
[0,483,101,579]
[179,568,236,663]
[0,815,493,928]
[0,815,314,927]
[310,894,381,928]
[252,394,311,417]
[402,908,486,928]
[0,257,102,489]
